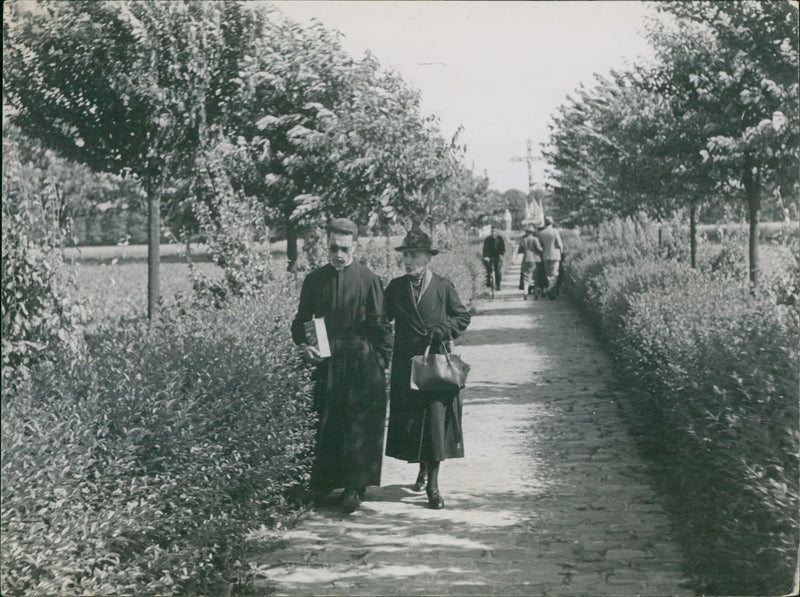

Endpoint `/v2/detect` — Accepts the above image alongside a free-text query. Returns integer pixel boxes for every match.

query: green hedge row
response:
[1,289,316,595]
[564,233,799,595]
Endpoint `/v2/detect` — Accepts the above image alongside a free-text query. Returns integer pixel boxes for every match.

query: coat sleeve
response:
[365,274,393,367]
[498,236,506,255]
[290,274,315,346]
[555,230,563,251]
[441,280,471,341]
[481,238,489,259]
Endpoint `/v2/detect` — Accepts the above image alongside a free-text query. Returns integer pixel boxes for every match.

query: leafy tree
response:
[651,0,799,285]
[4,0,247,318]
[3,123,146,240]
[219,13,465,270]
[2,122,84,385]
[545,69,690,228]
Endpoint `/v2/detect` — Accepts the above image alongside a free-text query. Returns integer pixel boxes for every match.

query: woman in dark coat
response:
[384,228,471,509]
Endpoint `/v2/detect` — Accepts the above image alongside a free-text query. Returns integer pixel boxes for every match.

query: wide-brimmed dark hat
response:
[395,228,440,255]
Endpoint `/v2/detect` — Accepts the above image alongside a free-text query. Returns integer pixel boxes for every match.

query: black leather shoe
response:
[357,487,367,500]
[341,489,360,513]
[412,470,428,492]
[426,488,445,509]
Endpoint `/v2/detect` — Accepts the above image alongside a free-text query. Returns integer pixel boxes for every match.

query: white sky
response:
[273,0,654,192]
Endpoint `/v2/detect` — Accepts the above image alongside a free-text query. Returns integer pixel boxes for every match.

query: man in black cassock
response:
[291,218,392,513]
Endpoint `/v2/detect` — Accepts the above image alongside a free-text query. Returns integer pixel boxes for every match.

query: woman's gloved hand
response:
[428,324,447,346]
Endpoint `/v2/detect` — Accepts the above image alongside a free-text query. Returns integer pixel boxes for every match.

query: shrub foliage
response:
[565,219,800,595]
[1,290,315,595]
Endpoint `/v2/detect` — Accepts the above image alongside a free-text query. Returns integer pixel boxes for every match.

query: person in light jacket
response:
[537,216,564,299]
[384,228,471,509]
[517,226,543,299]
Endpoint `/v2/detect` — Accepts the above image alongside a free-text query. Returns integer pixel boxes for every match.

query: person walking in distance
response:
[482,225,505,291]
[384,228,471,509]
[291,218,393,514]
[537,216,564,299]
[517,225,543,300]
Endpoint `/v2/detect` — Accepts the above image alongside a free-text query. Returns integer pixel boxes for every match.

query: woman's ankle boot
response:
[412,462,428,492]
[426,462,444,509]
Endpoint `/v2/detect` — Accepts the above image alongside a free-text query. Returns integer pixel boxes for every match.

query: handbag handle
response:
[423,341,451,363]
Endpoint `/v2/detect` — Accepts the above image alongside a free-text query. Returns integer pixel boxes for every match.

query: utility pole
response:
[511,139,544,225]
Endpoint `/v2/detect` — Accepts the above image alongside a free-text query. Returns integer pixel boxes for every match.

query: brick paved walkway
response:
[248,260,692,596]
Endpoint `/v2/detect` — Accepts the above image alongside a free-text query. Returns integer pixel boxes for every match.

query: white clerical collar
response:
[332,259,354,272]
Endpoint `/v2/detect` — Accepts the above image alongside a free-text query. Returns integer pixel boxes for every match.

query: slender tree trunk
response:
[286,217,298,273]
[743,159,761,288]
[690,200,697,269]
[147,189,161,321]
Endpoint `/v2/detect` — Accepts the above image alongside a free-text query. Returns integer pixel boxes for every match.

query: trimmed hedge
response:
[1,288,315,595]
[564,231,799,595]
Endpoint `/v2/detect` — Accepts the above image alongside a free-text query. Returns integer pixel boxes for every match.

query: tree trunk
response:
[743,159,761,288]
[286,218,298,273]
[147,190,161,321]
[690,200,697,269]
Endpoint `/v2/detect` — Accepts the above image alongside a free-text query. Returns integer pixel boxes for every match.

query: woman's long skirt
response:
[385,357,464,463]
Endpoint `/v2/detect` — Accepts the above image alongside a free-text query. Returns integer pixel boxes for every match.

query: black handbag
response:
[410,342,470,392]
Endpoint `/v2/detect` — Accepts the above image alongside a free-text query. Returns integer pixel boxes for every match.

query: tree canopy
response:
[4,0,475,291]
[545,0,799,284]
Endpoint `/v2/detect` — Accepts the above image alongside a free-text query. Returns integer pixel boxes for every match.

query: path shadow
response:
[249,488,550,596]
[463,381,543,406]
[310,485,425,515]
[456,327,540,346]
[471,305,534,316]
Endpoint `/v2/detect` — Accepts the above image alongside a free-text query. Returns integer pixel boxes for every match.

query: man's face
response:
[491,227,498,237]
[402,250,432,276]
[328,232,356,269]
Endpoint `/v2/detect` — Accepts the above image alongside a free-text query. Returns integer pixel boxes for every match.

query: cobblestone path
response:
[248,259,692,596]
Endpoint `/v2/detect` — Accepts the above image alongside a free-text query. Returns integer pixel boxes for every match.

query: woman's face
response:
[403,251,432,275]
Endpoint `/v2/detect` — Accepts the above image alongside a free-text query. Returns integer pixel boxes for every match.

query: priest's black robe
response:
[291,261,392,491]
[384,271,471,463]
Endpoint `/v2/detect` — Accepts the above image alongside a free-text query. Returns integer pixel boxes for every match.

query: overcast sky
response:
[273,0,654,192]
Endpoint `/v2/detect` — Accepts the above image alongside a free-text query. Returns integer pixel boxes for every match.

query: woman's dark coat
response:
[384,272,471,463]
[291,261,393,491]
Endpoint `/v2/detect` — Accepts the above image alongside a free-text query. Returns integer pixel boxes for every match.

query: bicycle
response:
[485,257,499,299]
[483,258,494,299]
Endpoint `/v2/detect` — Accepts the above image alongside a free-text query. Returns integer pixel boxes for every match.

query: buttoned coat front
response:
[384,272,471,463]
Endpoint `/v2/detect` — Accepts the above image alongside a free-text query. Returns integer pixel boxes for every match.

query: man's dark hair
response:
[327,218,359,241]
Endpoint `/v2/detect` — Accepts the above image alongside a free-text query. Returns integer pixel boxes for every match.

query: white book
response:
[313,317,331,358]
[304,317,331,358]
